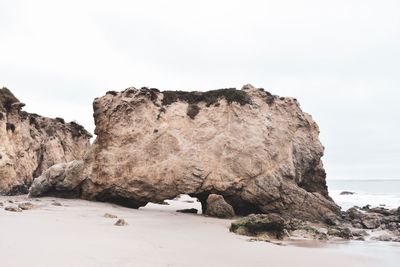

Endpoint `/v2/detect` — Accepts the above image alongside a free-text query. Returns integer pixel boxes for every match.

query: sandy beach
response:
[1,195,397,267]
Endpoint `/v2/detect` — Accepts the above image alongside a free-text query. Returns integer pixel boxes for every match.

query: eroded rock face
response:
[0,88,91,194]
[206,194,235,218]
[29,85,340,221]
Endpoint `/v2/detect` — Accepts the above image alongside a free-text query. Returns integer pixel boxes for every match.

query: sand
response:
[0,195,398,267]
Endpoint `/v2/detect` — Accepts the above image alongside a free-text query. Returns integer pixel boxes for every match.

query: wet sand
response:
[0,195,397,267]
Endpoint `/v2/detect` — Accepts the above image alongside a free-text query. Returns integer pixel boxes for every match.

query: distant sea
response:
[328,179,400,211]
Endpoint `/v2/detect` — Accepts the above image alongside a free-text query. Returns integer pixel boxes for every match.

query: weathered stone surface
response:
[27,85,340,221]
[29,160,86,198]
[230,214,286,239]
[205,194,235,218]
[0,88,91,195]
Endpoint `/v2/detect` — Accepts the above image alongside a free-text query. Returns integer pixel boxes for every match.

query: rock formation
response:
[206,194,235,218]
[29,84,340,221]
[230,205,400,242]
[0,88,91,194]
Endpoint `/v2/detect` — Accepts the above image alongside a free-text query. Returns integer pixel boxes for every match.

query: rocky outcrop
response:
[0,88,91,194]
[29,85,340,221]
[205,194,235,218]
[230,206,400,242]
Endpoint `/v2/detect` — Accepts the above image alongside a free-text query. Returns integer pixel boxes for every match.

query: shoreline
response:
[1,195,398,267]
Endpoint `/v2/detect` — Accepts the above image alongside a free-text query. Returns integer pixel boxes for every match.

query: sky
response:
[1,0,399,180]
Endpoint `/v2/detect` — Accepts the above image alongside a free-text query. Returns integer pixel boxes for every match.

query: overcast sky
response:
[1,0,399,180]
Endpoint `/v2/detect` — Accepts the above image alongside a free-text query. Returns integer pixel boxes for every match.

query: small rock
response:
[206,194,235,219]
[0,202,3,207]
[114,219,128,226]
[18,202,34,210]
[340,191,355,195]
[5,206,22,212]
[104,213,118,218]
[52,201,62,206]
[177,208,198,214]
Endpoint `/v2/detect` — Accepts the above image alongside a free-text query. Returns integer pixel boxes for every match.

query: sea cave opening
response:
[142,194,203,214]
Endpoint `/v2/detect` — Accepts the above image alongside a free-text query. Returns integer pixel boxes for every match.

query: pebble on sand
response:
[114,219,128,226]
[104,213,118,218]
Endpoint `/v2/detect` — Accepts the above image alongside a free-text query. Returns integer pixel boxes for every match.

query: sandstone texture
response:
[206,194,235,218]
[29,85,340,221]
[0,88,91,194]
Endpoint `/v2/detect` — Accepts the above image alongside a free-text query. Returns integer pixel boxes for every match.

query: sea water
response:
[328,179,400,211]
[305,179,400,266]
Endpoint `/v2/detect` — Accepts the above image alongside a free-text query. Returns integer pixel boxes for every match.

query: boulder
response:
[0,88,91,195]
[205,194,235,218]
[230,214,286,239]
[27,85,340,221]
[361,214,382,229]
[29,160,86,198]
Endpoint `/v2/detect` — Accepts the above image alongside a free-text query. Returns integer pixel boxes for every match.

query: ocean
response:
[306,179,400,266]
[328,179,400,211]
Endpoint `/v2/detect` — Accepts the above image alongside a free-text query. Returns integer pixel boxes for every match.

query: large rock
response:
[28,85,340,221]
[206,194,235,218]
[230,214,286,239]
[0,88,91,194]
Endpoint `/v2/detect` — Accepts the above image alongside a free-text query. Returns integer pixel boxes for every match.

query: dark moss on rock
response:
[186,104,200,119]
[230,214,286,239]
[161,88,251,107]
[55,117,65,124]
[19,111,29,121]
[157,107,166,120]
[106,91,118,96]
[69,121,92,138]
[139,87,158,102]
[0,87,19,112]
[5,183,30,195]
[29,114,41,130]
[6,122,15,132]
